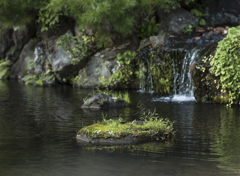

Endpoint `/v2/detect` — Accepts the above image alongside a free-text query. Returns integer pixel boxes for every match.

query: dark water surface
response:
[0,80,240,176]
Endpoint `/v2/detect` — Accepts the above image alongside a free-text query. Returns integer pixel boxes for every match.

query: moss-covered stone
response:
[77,118,174,145]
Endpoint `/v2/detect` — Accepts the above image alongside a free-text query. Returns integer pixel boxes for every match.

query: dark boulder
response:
[158,8,198,35]
[203,0,240,27]
[190,61,228,103]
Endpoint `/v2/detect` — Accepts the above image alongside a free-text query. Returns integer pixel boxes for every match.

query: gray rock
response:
[10,39,36,78]
[0,28,14,60]
[158,8,198,35]
[138,35,169,50]
[75,48,123,88]
[81,93,127,109]
[8,24,36,63]
[49,31,88,83]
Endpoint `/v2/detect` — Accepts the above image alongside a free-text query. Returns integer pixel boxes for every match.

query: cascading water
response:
[138,35,224,102]
[170,47,201,101]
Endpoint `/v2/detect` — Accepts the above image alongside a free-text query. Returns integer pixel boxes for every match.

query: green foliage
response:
[203,26,240,106]
[23,75,38,85]
[0,60,10,79]
[0,0,47,28]
[38,0,192,43]
[35,79,43,86]
[57,30,95,65]
[27,60,34,70]
[117,50,136,65]
[137,17,160,39]
[37,3,66,32]
[183,24,193,34]
[100,51,137,88]
[191,8,207,26]
[23,61,55,85]
[138,51,173,93]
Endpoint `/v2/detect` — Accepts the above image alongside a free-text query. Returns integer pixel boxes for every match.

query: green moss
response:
[78,118,173,139]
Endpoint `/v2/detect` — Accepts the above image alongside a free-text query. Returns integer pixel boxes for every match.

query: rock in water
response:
[81,93,127,109]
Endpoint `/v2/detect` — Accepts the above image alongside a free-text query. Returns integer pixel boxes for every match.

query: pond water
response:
[0,80,240,176]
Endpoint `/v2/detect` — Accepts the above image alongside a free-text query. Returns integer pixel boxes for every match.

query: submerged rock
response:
[81,93,128,109]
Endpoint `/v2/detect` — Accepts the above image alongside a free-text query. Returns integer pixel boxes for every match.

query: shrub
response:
[204,26,240,106]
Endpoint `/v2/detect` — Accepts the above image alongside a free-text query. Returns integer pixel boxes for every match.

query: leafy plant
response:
[0,60,10,79]
[191,9,207,26]
[203,25,240,106]
[57,30,95,65]
[27,60,34,70]
[183,24,193,34]
[117,50,136,65]
[137,17,160,39]
[37,0,192,46]
[99,50,137,88]
[23,75,38,85]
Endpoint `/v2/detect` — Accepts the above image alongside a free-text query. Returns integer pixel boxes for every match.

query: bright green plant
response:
[203,26,240,106]
[137,17,160,39]
[37,3,67,32]
[117,50,136,65]
[99,51,137,88]
[0,60,10,79]
[191,9,207,26]
[183,24,193,34]
[57,30,95,65]
[23,75,38,85]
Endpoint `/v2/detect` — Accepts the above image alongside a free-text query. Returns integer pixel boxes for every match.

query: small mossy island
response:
[77,107,174,145]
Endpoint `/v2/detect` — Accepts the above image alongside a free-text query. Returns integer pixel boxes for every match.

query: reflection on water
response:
[210,108,240,174]
[0,80,240,176]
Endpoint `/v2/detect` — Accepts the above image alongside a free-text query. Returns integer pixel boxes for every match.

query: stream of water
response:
[0,80,240,176]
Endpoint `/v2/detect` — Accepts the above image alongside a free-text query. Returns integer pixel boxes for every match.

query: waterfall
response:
[138,35,223,102]
[170,48,200,102]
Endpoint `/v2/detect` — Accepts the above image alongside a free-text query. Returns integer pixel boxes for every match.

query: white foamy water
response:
[152,95,196,103]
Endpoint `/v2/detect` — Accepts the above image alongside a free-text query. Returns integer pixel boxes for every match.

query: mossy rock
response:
[76,119,173,145]
[81,93,128,109]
